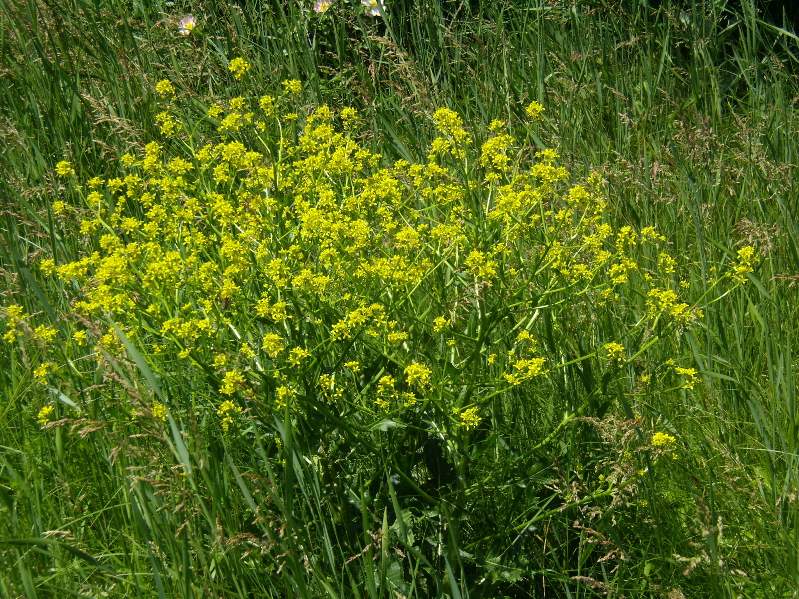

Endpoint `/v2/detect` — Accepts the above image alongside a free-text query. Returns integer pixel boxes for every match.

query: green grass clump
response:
[1,0,798,596]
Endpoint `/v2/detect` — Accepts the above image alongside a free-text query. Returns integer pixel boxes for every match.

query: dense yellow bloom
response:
[602,342,625,363]
[455,406,481,430]
[525,101,545,121]
[731,245,757,284]
[37,405,55,428]
[55,160,75,177]
[151,402,168,422]
[228,57,251,80]
[651,431,677,449]
[220,369,245,395]
[155,79,175,98]
[404,362,432,389]
[217,400,242,432]
[282,79,302,95]
[35,84,747,491]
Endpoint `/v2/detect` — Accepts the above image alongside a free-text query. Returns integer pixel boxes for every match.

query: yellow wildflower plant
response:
[55,160,75,177]
[228,57,251,80]
[30,80,749,496]
[37,405,55,428]
[155,79,175,98]
[217,400,242,433]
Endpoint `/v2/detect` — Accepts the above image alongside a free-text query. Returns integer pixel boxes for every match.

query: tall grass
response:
[1,0,797,596]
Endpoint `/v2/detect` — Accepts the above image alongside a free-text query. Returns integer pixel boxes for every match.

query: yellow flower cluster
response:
[217,400,242,432]
[731,245,757,284]
[37,405,55,428]
[228,57,251,80]
[651,431,677,449]
[19,75,747,445]
[155,79,175,98]
[455,406,482,430]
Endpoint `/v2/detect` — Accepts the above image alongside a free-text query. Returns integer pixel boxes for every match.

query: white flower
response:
[178,15,197,36]
[314,0,334,13]
[361,0,385,17]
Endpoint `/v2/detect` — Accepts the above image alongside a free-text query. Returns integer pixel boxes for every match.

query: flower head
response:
[37,405,55,428]
[404,362,432,389]
[525,101,545,121]
[651,431,677,449]
[55,160,75,178]
[282,79,302,96]
[178,14,197,36]
[314,0,334,13]
[228,57,251,80]
[217,400,242,433]
[455,406,481,430]
[361,0,385,17]
[151,402,168,422]
[155,79,175,98]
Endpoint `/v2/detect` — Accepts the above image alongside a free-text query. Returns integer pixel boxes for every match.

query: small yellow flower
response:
[288,346,311,367]
[651,431,677,449]
[602,342,625,364]
[33,362,53,383]
[432,316,448,333]
[151,402,168,422]
[33,325,58,345]
[155,79,175,98]
[55,160,75,177]
[504,357,546,385]
[262,333,285,358]
[731,245,757,284]
[259,95,275,115]
[275,384,295,409]
[228,57,251,80]
[282,79,302,95]
[404,362,432,389]
[340,107,359,129]
[465,250,497,281]
[344,360,361,374]
[220,369,245,395]
[37,405,55,428]
[217,399,242,432]
[674,366,698,390]
[455,406,481,430]
[525,101,545,121]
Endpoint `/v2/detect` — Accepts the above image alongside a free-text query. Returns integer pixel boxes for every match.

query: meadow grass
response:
[1,1,798,597]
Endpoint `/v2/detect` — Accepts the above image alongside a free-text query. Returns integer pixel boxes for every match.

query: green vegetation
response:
[1,1,797,596]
